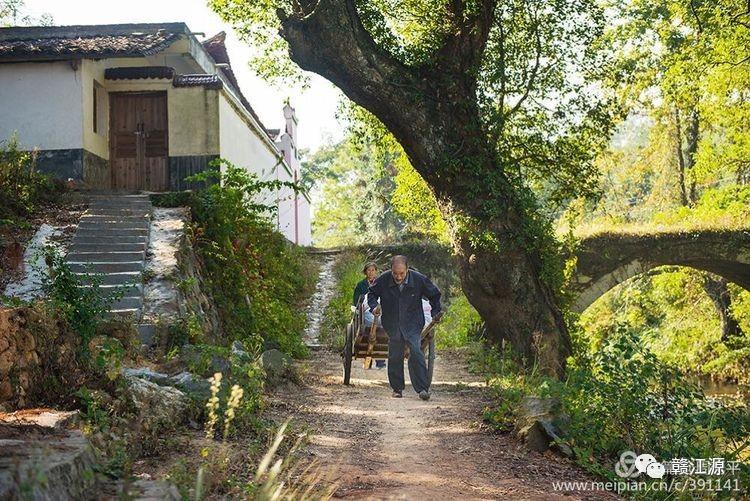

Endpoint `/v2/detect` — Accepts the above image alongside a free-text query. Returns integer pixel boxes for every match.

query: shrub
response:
[41,247,124,360]
[564,326,750,486]
[188,159,315,358]
[478,326,750,492]
[434,292,481,349]
[0,136,63,225]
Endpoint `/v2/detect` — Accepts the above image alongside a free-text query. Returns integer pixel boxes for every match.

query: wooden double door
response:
[110,92,169,191]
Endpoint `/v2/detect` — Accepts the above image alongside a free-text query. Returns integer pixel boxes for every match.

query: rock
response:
[125,376,190,432]
[138,323,157,347]
[124,368,211,401]
[211,355,231,375]
[180,344,231,376]
[0,381,11,401]
[258,349,294,386]
[123,367,173,385]
[169,371,211,401]
[0,349,13,378]
[0,409,78,429]
[0,431,97,500]
[231,340,251,364]
[127,479,181,500]
[514,396,572,457]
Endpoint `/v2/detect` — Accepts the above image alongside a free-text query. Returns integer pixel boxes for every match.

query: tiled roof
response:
[0,23,187,61]
[105,66,175,80]
[173,74,223,89]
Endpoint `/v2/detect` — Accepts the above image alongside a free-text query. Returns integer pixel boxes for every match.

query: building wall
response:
[275,133,296,242]
[81,58,220,159]
[276,105,312,246]
[0,50,310,244]
[218,93,282,183]
[0,61,83,151]
[78,58,221,189]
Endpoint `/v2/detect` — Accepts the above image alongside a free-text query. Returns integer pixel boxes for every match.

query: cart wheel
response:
[424,334,436,386]
[343,323,353,385]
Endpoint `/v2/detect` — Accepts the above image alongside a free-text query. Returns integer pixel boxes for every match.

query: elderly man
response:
[367,255,442,400]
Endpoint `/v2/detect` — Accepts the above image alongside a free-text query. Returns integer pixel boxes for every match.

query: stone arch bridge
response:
[570,229,750,313]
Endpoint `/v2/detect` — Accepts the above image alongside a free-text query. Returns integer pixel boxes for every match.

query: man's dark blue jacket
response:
[367,269,442,337]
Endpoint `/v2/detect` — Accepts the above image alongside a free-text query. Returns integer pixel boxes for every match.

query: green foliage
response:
[391,155,449,244]
[188,159,315,357]
[434,292,481,349]
[304,135,404,247]
[149,191,194,208]
[478,329,750,491]
[41,248,124,361]
[0,0,52,26]
[565,328,750,487]
[0,136,63,227]
[580,267,750,399]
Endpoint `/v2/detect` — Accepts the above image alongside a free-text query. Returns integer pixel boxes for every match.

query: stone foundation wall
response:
[0,307,78,410]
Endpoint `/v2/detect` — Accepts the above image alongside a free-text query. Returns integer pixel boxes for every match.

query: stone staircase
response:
[66,194,152,320]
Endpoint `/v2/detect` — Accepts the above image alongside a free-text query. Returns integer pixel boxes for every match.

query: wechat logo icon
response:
[615,451,665,479]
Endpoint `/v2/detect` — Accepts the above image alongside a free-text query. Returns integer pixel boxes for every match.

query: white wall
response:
[276,105,312,246]
[219,91,287,226]
[0,61,83,149]
[218,93,282,182]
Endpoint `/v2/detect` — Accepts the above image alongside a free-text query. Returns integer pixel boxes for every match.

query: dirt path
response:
[268,349,619,500]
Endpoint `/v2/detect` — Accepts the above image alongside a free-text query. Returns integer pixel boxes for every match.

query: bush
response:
[434,292,481,349]
[564,327,750,487]
[41,247,124,360]
[0,136,63,225]
[479,327,750,493]
[188,159,315,358]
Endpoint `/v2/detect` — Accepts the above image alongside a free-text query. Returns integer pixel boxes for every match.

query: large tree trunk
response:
[674,107,700,207]
[454,233,571,374]
[277,0,571,376]
[702,275,744,344]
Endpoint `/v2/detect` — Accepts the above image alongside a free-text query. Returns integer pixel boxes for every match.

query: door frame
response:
[109,90,169,191]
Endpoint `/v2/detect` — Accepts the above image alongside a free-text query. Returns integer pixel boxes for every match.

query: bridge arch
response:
[569,230,750,313]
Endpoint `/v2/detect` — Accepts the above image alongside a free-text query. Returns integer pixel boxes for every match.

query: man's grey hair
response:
[391,255,408,268]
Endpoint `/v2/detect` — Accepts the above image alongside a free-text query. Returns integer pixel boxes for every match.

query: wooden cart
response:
[342,298,436,385]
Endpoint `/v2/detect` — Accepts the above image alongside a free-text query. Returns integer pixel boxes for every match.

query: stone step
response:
[74,271,142,286]
[79,214,150,223]
[69,242,147,253]
[111,296,143,311]
[67,251,145,263]
[107,308,142,321]
[75,228,149,238]
[88,197,151,202]
[85,209,151,217]
[69,262,144,273]
[72,235,148,245]
[89,201,152,207]
[78,283,143,298]
[77,221,150,229]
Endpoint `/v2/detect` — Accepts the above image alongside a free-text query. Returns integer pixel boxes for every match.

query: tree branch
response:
[277,0,428,149]
[507,4,542,119]
[435,0,497,78]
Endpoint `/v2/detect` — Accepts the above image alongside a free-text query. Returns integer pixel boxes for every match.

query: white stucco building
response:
[0,23,311,245]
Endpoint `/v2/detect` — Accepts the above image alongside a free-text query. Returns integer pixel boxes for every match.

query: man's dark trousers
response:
[388,327,429,394]
[367,268,441,394]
